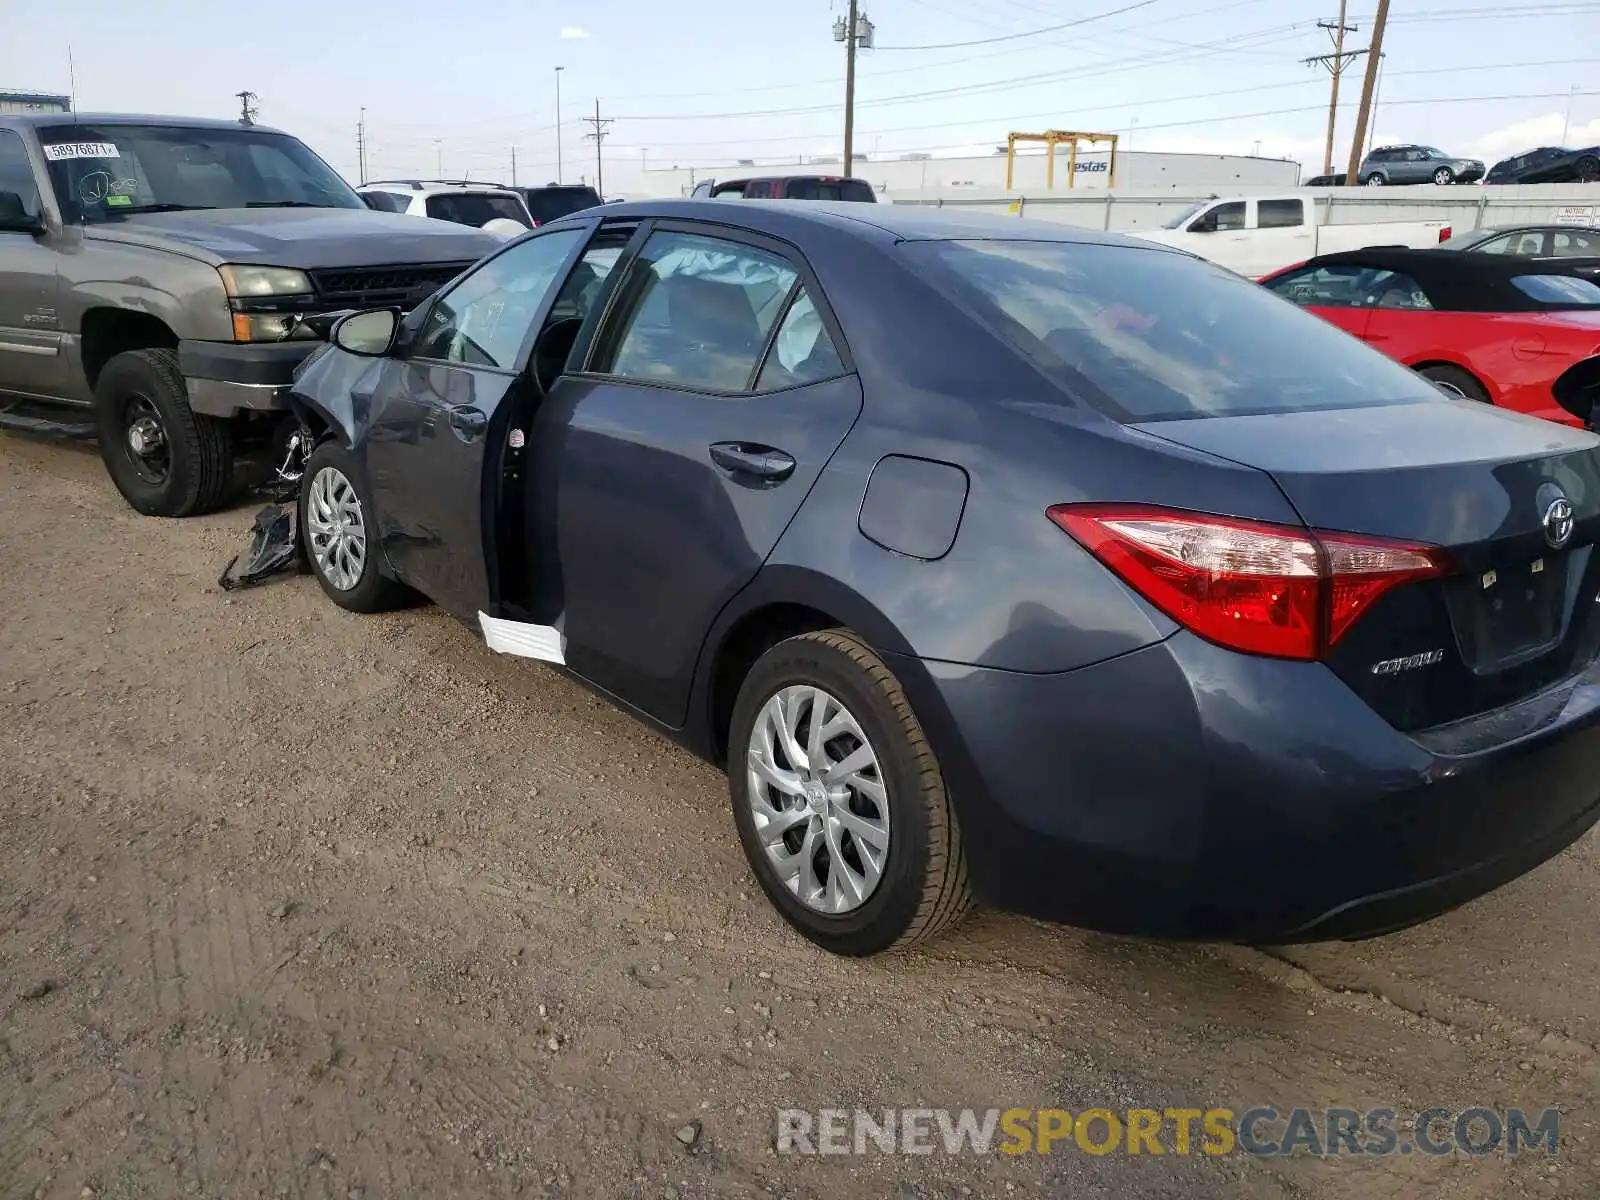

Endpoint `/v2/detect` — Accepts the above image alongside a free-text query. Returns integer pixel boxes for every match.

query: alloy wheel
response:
[305,465,368,591]
[745,684,891,915]
[1432,167,1453,185]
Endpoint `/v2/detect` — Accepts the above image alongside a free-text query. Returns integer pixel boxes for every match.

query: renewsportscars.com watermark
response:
[776,1107,1560,1158]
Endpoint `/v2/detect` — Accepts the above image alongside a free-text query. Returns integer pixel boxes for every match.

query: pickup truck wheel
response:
[1418,364,1490,404]
[298,440,408,613]
[728,630,972,956]
[94,348,233,517]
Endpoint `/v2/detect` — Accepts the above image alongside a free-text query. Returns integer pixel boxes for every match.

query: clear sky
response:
[4,0,1597,192]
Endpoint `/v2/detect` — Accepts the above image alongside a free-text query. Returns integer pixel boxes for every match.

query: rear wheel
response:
[93,348,233,517]
[1577,156,1599,183]
[728,630,972,956]
[1418,363,1490,404]
[1432,166,1456,186]
[298,440,408,613]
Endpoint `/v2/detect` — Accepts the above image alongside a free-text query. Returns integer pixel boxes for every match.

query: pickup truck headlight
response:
[218,265,314,298]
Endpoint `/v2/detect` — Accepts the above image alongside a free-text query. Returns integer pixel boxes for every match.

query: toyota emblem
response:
[1543,497,1575,549]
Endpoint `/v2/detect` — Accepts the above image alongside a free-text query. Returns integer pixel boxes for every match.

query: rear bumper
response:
[890,632,1600,942]
[179,340,317,418]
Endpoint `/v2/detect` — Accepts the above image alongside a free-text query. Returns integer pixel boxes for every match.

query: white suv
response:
[358,181,534,238]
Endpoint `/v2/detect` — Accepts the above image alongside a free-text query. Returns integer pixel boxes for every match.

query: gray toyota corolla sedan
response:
[287,200,1600,956]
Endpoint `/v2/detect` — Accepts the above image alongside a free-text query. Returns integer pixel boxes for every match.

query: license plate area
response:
[1444,553,1568,673]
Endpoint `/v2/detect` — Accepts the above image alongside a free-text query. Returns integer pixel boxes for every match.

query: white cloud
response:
[1458,113,1600,161]
[559,26,591,39]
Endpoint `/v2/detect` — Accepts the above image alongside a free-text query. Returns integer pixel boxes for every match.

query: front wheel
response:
[93,348,233,517]
[1363,172,1386,186]
[298,440,409,613]
[1418,363,1490,404]
[1432,166,1455,186]
[728,630,972,956]
[1576,156,1599,183]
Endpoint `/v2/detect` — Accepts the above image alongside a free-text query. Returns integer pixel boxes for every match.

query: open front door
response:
[362,225,592,621]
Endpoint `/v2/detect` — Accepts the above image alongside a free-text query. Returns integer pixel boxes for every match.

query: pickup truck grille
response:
[309,262,472,309]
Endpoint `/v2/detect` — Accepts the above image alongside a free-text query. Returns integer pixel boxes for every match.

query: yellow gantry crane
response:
[1005,129,1121,190]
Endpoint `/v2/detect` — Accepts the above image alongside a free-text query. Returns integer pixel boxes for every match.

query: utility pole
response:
[1344,0,1390,186]
[555,66,565,184]
[843,0,859,177]
[511,145,518,187]
[235,91,259,126]
[357,107,367,185]
[1304,3,1363,177]
[583,100,612,197]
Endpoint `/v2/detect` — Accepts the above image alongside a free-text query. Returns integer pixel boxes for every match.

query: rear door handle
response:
[447,404,488,440]
[709,442,796,482]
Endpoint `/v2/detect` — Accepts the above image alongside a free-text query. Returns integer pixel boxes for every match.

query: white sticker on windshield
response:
[43,142,121,161]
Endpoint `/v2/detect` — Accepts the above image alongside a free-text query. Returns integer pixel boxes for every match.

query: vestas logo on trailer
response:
[1070,160,1109,173]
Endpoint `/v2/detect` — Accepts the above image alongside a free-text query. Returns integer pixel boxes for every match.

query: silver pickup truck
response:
[0,112,499,516]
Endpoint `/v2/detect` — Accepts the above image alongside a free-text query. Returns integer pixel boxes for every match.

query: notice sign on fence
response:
[1553,205,1597,225]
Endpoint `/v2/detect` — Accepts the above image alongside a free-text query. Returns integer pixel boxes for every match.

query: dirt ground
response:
[1,432,1598,1200]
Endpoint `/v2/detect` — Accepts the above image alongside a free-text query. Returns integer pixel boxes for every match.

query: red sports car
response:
[1261,248,1600,427]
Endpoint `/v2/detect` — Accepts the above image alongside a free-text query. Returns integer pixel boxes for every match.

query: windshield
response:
[902,239,1445,422]
[1161,199,1213,230]
[38,124,362,223]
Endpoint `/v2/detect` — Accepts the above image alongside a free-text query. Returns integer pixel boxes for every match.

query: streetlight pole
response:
[1563,84,1579,146]
[555,66,565,183]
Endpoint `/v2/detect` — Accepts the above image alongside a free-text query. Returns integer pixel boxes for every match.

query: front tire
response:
[1432,166,1455,186]
[1576,156,1599,183]
[1418,363,1490,404]
[298,440,407,613]
[1363,172,1386,186]
[728,630,972,956]
[93,348,233,517]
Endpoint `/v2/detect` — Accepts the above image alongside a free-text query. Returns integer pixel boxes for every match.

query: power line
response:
[874,0,1161,50]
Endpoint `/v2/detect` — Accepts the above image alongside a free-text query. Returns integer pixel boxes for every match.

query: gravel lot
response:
[2,432,1598,1199]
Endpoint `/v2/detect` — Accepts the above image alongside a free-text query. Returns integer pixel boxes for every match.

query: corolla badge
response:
[1543,496,1575,549]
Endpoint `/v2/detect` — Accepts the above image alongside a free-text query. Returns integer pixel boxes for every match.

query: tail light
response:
[1048,504,1451,660]
[1438,225,1452,242]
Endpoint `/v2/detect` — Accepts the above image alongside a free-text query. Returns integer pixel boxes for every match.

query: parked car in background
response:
[290,201,1600,955]
[689,175,877,202]
[1302,173,1349,187]
[1132,194,1450,279]
[0,112,498,516]
[358,181,533,238]
[1357,145,1485,186]
[1261,248,1600,425]
[1486,145,1600,185]
[1438,224,1600,282]
[511,183,604,225]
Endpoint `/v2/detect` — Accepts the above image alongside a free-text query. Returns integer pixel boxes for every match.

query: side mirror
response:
[0,190,45,234]
[332,308,400,357]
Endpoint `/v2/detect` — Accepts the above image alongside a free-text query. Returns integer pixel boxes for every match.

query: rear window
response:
[424,192,531,228]
[522,187,602,223]
[1512,274,1600,306]
[783,179,876,202]
[903,240,1444,423]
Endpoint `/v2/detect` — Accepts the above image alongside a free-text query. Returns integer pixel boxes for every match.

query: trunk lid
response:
[1136,399,1600,731]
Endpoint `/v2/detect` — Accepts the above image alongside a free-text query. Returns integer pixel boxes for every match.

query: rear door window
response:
[1256,199,1303,229]
[1552,230,1600,256]
[903,239,1441,422]
[594,230,798,391]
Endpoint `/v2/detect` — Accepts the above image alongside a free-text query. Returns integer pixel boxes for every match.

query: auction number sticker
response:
[42,142,121,161]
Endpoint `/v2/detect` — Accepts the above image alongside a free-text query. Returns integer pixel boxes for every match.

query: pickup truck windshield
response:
[38,124,363,223]
[1161,199,1213,230]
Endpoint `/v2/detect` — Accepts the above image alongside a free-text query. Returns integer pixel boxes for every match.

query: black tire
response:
[1362,172,1386,186]
[1418,363,1490,404]
[1576,156,1599,184]
[728,629,972,956]
[1432,166,1455,186]
[297,440,408,613]
[93,347,233,517]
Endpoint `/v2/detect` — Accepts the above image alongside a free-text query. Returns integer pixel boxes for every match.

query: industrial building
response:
[0,89,72,115]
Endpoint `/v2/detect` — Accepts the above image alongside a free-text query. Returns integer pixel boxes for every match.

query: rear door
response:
[363,224,590,618]
[528,221,862,725]
[1248,198,1314,279]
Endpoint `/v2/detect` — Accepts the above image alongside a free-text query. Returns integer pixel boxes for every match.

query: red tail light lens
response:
[1048,504,1450,660]
[1438,225,1453,242]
